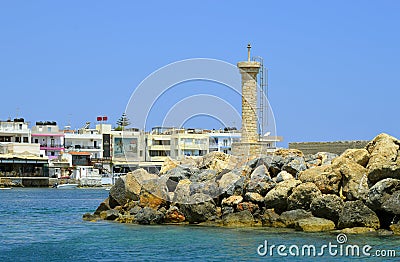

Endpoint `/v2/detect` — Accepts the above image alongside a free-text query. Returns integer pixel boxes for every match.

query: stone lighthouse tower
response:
[238,44,260,144]
[232,44,271,158]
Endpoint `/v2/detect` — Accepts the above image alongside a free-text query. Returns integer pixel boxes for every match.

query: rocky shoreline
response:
[84,133,400,235]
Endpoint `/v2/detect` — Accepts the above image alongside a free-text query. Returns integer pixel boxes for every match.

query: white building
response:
[208,130,241,154]
[146,127,172,162]
[0,118,31,143]
[31,121,65,160]
[147,127,209,162]
[171,128,209,160]
[72,166,101,186]
[64,126,103,159]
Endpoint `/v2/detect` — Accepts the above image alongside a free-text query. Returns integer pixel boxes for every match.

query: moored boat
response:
[56,183,78,189]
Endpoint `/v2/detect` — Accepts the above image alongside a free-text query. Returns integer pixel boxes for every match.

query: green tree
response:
[116,113,130,130]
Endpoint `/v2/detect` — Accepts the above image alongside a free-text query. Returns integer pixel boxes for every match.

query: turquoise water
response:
[0,188,399,261]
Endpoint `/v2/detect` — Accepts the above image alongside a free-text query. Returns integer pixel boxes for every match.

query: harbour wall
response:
[288,140,369,155]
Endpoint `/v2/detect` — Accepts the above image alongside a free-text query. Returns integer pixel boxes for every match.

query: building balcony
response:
[40,144,64,150]
[148,145,171,150]
[148,156,169,162]
[65,145,101,150]
[179,143,208,150]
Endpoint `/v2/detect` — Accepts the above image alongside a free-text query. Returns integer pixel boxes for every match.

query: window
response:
[19,124,22,130]
[0,136,11,142]
[150,150,169,157]
[15,137,21,143]
[34,139,38,144]
[48,127,51,132]
[223,139,228,147]
[51,152,55,156]
[23,137,28,143]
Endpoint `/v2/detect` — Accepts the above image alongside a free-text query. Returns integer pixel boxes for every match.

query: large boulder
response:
[217,170,245,196]
[135,207,165,225]
[164,206,186,223]
[94,197,112,215]
[389,224,400,235]
[189,170,217,183]
[245,165,275,195]
[159,157,179,174]
[298,165,341,195]
[132,168,159,183]
[250,165,271,182]
[278,209,312,228]
[287,182,322,211]
[244,192,264,205]
[109,177,128,208]
[295,217,335,232]
[381,191,400,215]
[197,151,237,173]
[264,179,302,213]
[366,178,400,211]
[305,152,338,168]
[221,195,243,207]
[332,148,370,167]
[275,171,294,183]
[366,133,400,183]
[257,155,284,176]
[282,156,307,176]
[164,165,199,182]
[310,194,344,224]
[180,193,217,223]
[236,202,260,214]
[109,169,159,208]
[139,179,169,209]
[172,179,192,204]
[222,210,255,227]
[337,200,380,229]
[337,160,369,201]
[261,209,282,227]
[190,180,220,198]
[101,209,119,221]
[126,169,158,200]
[341,227,376,234]
[124,173,143,201]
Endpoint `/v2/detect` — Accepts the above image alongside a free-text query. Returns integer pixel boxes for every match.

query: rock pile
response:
[84,134,400,235]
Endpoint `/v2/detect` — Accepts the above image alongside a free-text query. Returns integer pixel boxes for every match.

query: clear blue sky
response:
[1,1,399,146]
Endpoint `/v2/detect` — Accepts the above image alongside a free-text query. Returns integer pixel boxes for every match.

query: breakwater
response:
[85,133,400,236]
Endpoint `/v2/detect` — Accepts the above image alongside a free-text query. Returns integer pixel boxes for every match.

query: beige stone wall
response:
[289,141,369,155]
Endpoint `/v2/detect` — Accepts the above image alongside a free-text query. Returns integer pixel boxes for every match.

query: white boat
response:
[0,187,12,190]
[56,183,79,189]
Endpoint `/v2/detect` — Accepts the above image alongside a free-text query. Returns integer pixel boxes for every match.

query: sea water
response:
[0,188,399,261]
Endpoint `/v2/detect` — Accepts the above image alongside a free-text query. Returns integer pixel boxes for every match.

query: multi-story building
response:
[110,128,146,164]
[93,123,146,173]
[146,127,210,161]
[146,127,173,162]
[208,130,241,154]
[31,121,64,160]
[171,128,209,160]
[64,125,103,159]
[0,118,31,143]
